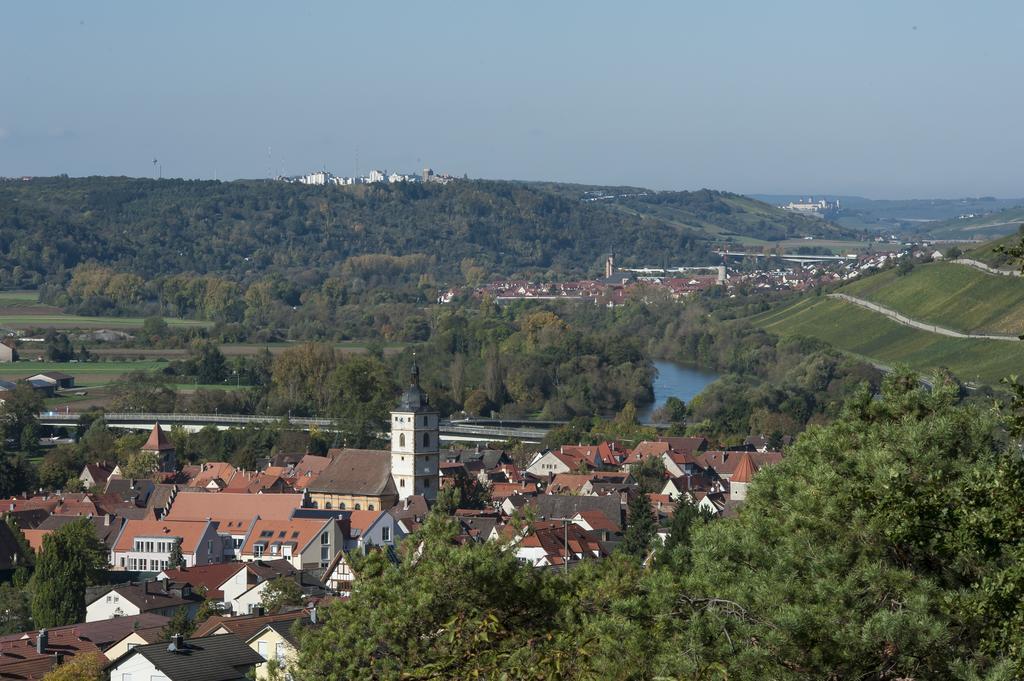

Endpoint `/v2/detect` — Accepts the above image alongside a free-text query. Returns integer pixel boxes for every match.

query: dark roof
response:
[0,612,170,649]
[82,462,114,483]
[105,477,155,505]
[3,508,52,529]
[193,610,308,641]
[36,514,125,550]
[244,558,300,582]
[531,495,623,528]
[244,618,311,649]
[108,634,265,681]
[395,363,436,414]
[309,450,397,497]
[38,371,74,380]
[97,581,204,612]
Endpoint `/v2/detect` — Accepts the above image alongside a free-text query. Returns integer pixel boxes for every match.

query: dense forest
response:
[0,177,841,287]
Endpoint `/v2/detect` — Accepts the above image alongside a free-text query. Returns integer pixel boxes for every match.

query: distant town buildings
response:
[779,196,840,217]
[284,166,459,187]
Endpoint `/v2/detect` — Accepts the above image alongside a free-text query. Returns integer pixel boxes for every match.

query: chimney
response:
[162,578,170,593]
[168,633,184,653]
[53,652,64,666]
[309,606,318,625]
[36,629,47,654]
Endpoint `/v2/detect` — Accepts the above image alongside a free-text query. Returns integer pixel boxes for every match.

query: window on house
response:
[382,526,391,542]
[354,503,361,510]
[399,433,405,448]
[321,545,330,561]
[258,641,269,658]
[423,478,430,488]
[339,502,346,510]
[106,595,112,603]
[423,433,430,447]
[400,479,405,487]
[254,544,265,558]
[275,642,286,662]
[320,532,329,544]
[324,502,332,510]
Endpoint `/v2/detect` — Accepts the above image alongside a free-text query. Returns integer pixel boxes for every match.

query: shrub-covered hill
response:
[0,176,848,289]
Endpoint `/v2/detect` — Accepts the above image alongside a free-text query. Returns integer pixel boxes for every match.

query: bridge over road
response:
[37,412,551,444]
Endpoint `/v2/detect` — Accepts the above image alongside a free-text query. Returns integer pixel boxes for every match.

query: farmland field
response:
[0,291,211,329]
[840,261,1024,335]
[750,296,1024,385]
[0,360,168,386]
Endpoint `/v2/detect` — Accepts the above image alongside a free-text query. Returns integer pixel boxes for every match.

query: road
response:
[827,293,1020,342]
[952,258,1021,278]
[37,411,551,444]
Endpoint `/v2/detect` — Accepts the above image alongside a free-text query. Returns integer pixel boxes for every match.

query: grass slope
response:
[963,234,1021,269]
[926,207,1024,239]
[751,296,1024,385]
[840,261,1024,335]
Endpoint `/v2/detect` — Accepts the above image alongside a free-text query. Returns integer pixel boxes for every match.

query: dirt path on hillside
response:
[827,293,1021,342]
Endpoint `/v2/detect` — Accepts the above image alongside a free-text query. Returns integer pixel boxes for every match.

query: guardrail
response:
[38,411,550,441]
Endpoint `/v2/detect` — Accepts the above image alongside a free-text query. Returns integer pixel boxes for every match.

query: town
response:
[0,364,782,678]
[449,244,948,305]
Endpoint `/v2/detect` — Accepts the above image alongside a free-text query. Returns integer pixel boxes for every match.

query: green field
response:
[0,313,210,330]
[750,296,1024,386]
[927,207,1024,239]
[0,360,169,386]
[962,234,1020,269]
[0,290,45,308]
[840,261,1024,335]
[0,290,212,329]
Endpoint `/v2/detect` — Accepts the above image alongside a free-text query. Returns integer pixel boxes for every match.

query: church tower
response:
[390,362,439,501]
[142,422,177,473]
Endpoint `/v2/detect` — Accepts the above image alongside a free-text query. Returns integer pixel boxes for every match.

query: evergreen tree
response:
[621,491,656,558]
[30,518,107,627]
[168,538,185,569]
[160,606,195,641]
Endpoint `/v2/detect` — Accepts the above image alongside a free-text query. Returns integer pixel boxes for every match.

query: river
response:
[638,360,720,423]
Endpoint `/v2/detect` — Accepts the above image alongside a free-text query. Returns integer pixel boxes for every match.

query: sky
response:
[1,1,1022,198]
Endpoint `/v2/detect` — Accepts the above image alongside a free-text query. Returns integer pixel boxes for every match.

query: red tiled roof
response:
[697,451,782,478]
[158,562,249,599]
[731,452,758,484]
[142,422,175,452]
[164,492,304,524]
[240,518,329,556]
[113,519,212,553]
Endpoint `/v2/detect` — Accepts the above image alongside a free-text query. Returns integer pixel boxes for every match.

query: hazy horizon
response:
[2,1,1022,199]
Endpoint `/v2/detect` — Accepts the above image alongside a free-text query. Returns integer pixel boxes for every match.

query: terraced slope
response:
[840,261,1024,335]
[751,296,1024,385]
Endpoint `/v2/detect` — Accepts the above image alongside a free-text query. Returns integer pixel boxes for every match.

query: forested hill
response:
[0,176,849,288]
